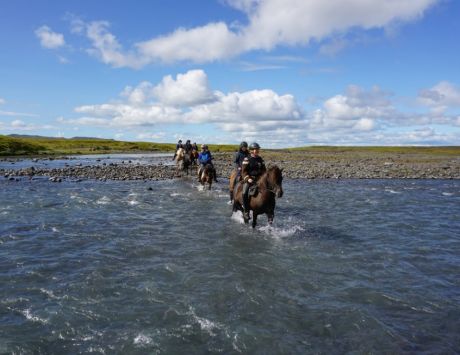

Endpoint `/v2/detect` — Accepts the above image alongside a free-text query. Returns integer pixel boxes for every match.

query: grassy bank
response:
[1,134,459,156]
[0,135,178,156]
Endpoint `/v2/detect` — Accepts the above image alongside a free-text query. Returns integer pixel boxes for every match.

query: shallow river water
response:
[1,176,459,353]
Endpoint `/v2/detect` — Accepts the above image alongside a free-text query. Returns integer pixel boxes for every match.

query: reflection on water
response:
[0,178,459,353]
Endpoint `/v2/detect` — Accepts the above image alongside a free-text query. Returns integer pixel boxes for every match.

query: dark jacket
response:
[241,155,266,182]
[234,149,249,168]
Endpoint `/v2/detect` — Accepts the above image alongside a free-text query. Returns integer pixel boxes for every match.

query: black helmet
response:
[178,139,182,143]
[239,141,248,148]
[249,142,260,150]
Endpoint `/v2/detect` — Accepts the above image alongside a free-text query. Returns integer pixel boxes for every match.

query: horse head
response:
[266,164,283,198]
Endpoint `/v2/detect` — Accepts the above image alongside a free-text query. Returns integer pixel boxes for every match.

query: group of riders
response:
[174,139,266,220]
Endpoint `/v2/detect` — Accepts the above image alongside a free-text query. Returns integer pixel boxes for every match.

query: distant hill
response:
[8,134,61,140]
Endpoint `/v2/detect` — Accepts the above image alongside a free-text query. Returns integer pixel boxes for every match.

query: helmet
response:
[249,142,260,150]
[239,141,248,148]
[178,139,182,143]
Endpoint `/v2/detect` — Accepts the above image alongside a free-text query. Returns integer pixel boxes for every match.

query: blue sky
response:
[1,0,459,147]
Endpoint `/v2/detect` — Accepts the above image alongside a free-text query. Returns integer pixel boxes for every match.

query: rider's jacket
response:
[234,149,249,169]
[241,155,266,183]
[198,151,213,165]
[184,142,192,152]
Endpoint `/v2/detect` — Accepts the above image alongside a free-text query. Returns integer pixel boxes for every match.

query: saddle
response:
[248,184,258,197]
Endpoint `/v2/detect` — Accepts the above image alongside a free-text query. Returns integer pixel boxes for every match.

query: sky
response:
[0,0,459,147]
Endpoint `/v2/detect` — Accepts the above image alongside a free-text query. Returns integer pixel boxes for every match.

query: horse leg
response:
[267,212,274,225]
[252,213,258,228]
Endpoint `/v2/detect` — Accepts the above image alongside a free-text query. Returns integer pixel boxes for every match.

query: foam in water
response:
[22,308,48,324]
[258,224,305,238]
[96,196,111,205]
[134,333,153,346]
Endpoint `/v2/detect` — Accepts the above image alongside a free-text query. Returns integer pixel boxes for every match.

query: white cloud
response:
[310,85,394,132]
[11,119,27,128]
[35,25,65,49]
[0,110,39,118]
[418,81,460,114]
[73,0,440,67]
[85,21,143,68]
[0,98,5,105]
[136,132,166,140]
[152,70,217,106]
[67,69,304,136]
[186,89,303,123]
[136,22,242,64]
[62,70,460,146]
[240,0,438,50]
[0,119,55,131]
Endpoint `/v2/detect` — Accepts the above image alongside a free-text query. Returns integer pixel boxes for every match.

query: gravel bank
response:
[1,150,459,181]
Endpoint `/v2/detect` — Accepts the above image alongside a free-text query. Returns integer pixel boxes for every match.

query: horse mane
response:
[259,164,282,190]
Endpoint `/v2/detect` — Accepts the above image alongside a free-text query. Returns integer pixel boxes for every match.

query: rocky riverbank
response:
[1,149,460,181]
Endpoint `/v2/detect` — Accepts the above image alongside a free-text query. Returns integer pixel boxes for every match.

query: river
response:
[1,173,459,353]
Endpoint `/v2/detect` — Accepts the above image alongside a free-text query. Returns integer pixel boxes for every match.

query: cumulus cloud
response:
[61,69,460,146]
[35,25,65,49]
[0,98,5,105]
[65,69,304,136]
[71,0,440,67]
[310,85,395,132]
[152,70,217,106]
[418,81,460,114]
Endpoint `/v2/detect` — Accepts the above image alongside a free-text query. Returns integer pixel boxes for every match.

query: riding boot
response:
[242,183,250,220]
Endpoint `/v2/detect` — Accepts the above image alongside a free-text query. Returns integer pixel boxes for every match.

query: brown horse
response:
[175,147,191,175]
[190,149,199,166]
[228,168,240,202]
[232,165,284,228]
[199,163,214,190]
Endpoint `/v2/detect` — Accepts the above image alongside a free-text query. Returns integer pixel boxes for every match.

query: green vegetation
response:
[0,135,177,156]
[1,135,459,156]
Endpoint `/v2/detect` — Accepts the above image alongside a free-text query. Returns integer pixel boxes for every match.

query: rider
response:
[172,139,183,160]
[233,141,249,186]
[241,142,266,220]
[184,139,192,153]
[198,144,218,183]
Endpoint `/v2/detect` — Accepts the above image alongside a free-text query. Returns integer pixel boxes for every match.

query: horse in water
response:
[228,168,240,202]
[175,147,191,176]
[190,149,199,166]
[199,163,214,190]
[232,165,284,228]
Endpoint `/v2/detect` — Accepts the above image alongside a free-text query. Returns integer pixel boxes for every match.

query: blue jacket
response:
[198,151,213,165]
